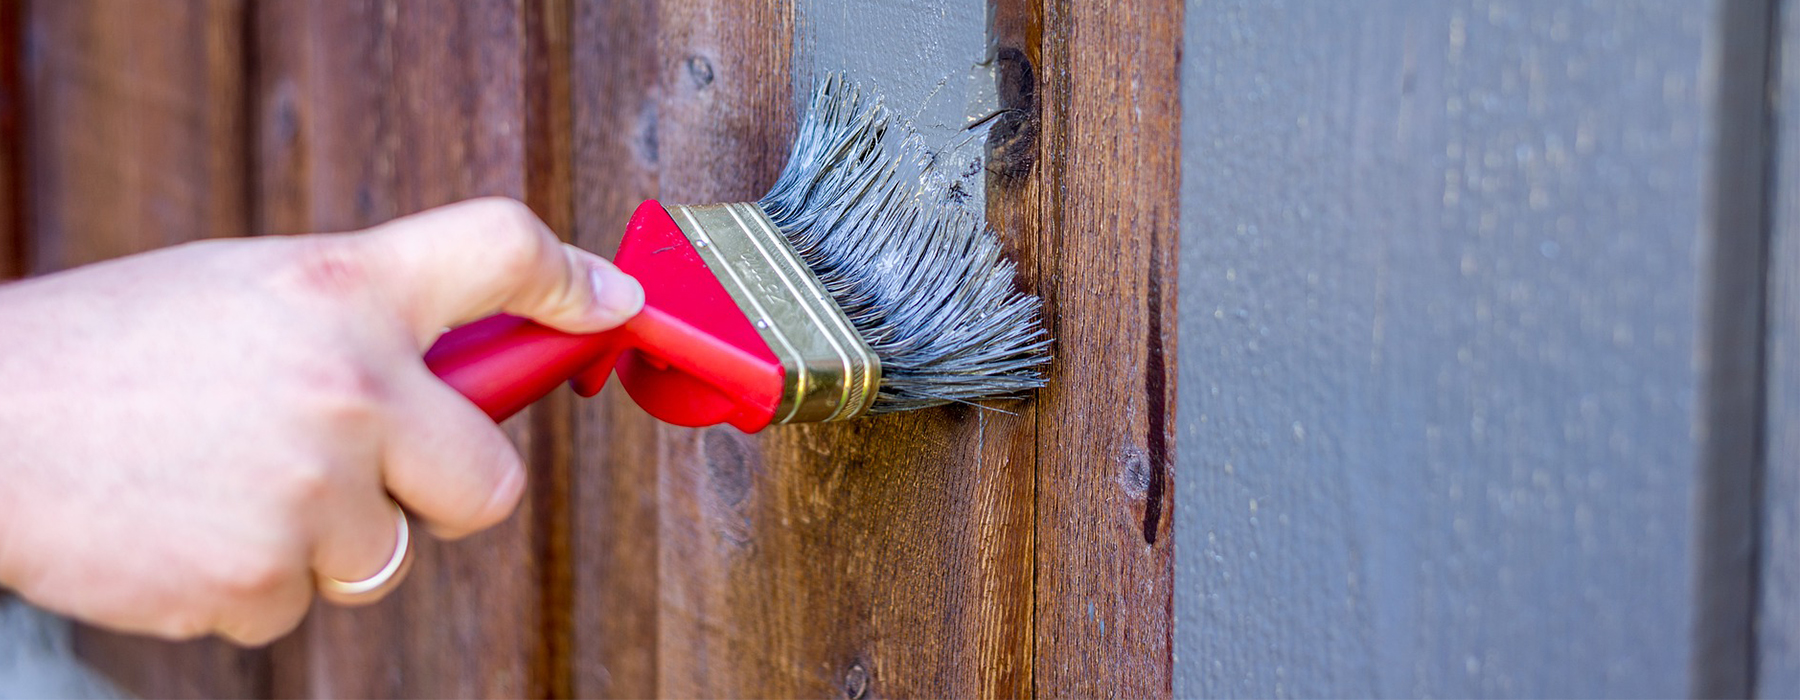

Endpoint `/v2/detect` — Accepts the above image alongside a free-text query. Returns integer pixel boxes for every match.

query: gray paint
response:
[1760,0,1800,694]
[1175,1,1761,696]
[0,598,119,699]
[793,0,994,214]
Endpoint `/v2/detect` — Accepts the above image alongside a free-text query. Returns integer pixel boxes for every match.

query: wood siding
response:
[5,0,1791,697]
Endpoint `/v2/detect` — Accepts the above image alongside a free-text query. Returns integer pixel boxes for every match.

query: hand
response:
[0,197,642,645]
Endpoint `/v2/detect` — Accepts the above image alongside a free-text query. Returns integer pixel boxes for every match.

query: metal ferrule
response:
[665,202,881,423]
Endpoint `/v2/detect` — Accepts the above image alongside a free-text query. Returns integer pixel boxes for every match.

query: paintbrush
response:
[423,76,1050,433]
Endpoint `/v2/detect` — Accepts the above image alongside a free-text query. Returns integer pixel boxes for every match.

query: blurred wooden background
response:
[0,0,1175,697]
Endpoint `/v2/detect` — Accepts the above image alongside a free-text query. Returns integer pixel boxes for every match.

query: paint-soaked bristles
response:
[759,75,1052,413]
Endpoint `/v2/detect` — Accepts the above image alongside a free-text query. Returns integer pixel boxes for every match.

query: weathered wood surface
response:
[0,0,21,281]
[1028,0,1181,694]
[26,0,1187,696]
[252,1,565,696]
[569,0,1042,697]
[24,1,269,698]
[1175,1,1771,697]
[566,0,663,696]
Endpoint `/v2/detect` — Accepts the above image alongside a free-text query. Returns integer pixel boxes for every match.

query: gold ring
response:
[316,501,414,606]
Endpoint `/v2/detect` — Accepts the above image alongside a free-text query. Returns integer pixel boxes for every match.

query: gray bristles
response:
[759,75,1052,413]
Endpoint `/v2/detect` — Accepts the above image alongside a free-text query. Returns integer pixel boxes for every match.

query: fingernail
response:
[590,263,645,323]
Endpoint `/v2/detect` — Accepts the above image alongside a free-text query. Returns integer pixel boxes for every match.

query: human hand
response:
[0,197,641,645]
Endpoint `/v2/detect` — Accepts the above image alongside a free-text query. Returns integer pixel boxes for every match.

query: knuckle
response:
[477,203,553,282]
[295,354,386,427]
[151,609,213,641]
[220,593,311,647]
[274,458,334,508]
[216,550,298,599]
[275,236,373,301]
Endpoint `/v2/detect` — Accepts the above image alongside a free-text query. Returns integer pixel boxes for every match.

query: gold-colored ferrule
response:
[665,203,881,423]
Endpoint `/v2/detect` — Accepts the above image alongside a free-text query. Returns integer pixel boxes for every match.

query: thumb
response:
[354,197,644,343]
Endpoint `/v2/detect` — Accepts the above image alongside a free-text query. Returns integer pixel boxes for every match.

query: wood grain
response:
[565,0,1044,696]
[23,0,247,272]
[252,1,565,696]
[0,0,21,281]
[567,0,664,696]
[26,1,267,697]
[1174,1,1770,696]
[1026,0,1182,696]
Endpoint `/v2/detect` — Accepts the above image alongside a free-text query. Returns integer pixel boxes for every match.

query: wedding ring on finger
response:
[315,501,414,606]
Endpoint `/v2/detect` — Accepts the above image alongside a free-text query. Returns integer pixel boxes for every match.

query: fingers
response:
[380,364,527,540]
[308,484,408,603]
[212,565,314,646]
[355,197,644,343]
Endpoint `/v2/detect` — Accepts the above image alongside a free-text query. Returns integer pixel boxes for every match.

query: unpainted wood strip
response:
[1031,0,1181,695]
[523,3,577,697]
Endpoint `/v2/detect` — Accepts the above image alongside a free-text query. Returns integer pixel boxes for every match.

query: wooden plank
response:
[1758,0,1800,694]
[565,0,1044,696]
[25,1,266,697]
[1174,1,1769,696]
[23,0,247,272]
[251,1,565,696]
[566,0,664,696]
[1026,0,1183,695]
[0,0,21,281]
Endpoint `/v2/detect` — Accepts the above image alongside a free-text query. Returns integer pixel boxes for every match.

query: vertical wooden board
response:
[26,1,265,697]
[567,0,664,697]
[1028,0,1181,696]
[252,1,561,696]
[0,0,21,281]
[565,0,1039,696]
[1759,0,1800,695]
[1175,1,1766,697]
[23,0,246,272]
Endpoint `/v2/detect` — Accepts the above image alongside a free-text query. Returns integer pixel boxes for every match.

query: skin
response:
[0,197,643,646]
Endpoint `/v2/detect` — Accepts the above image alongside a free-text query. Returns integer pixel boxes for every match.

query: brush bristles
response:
[758,75,1052,413]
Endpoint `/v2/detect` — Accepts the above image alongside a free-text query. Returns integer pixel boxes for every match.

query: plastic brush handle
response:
[425,305,783,429]
[424,199,789,431]
[424,314,628,422]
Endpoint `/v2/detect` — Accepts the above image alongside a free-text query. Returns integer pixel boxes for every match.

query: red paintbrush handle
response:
[424,199,789,431]
[425,305,784,430]
[424,314,628,422]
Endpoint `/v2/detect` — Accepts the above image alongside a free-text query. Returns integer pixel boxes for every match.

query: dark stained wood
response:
[0,0,21,281]
[1174,1,1770,696]
[565,0,1042,696]
[522,2,577,697]
[25,1,267,697]
[566,0,664,696]
[34,0,1186,695]
[23,0,248,273]
[1027,0,1181,696]
[252,1,565,696]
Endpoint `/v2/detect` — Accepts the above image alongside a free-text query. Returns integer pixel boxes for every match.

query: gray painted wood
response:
[1760,0,1800,695]
[1175,1,1770,696]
